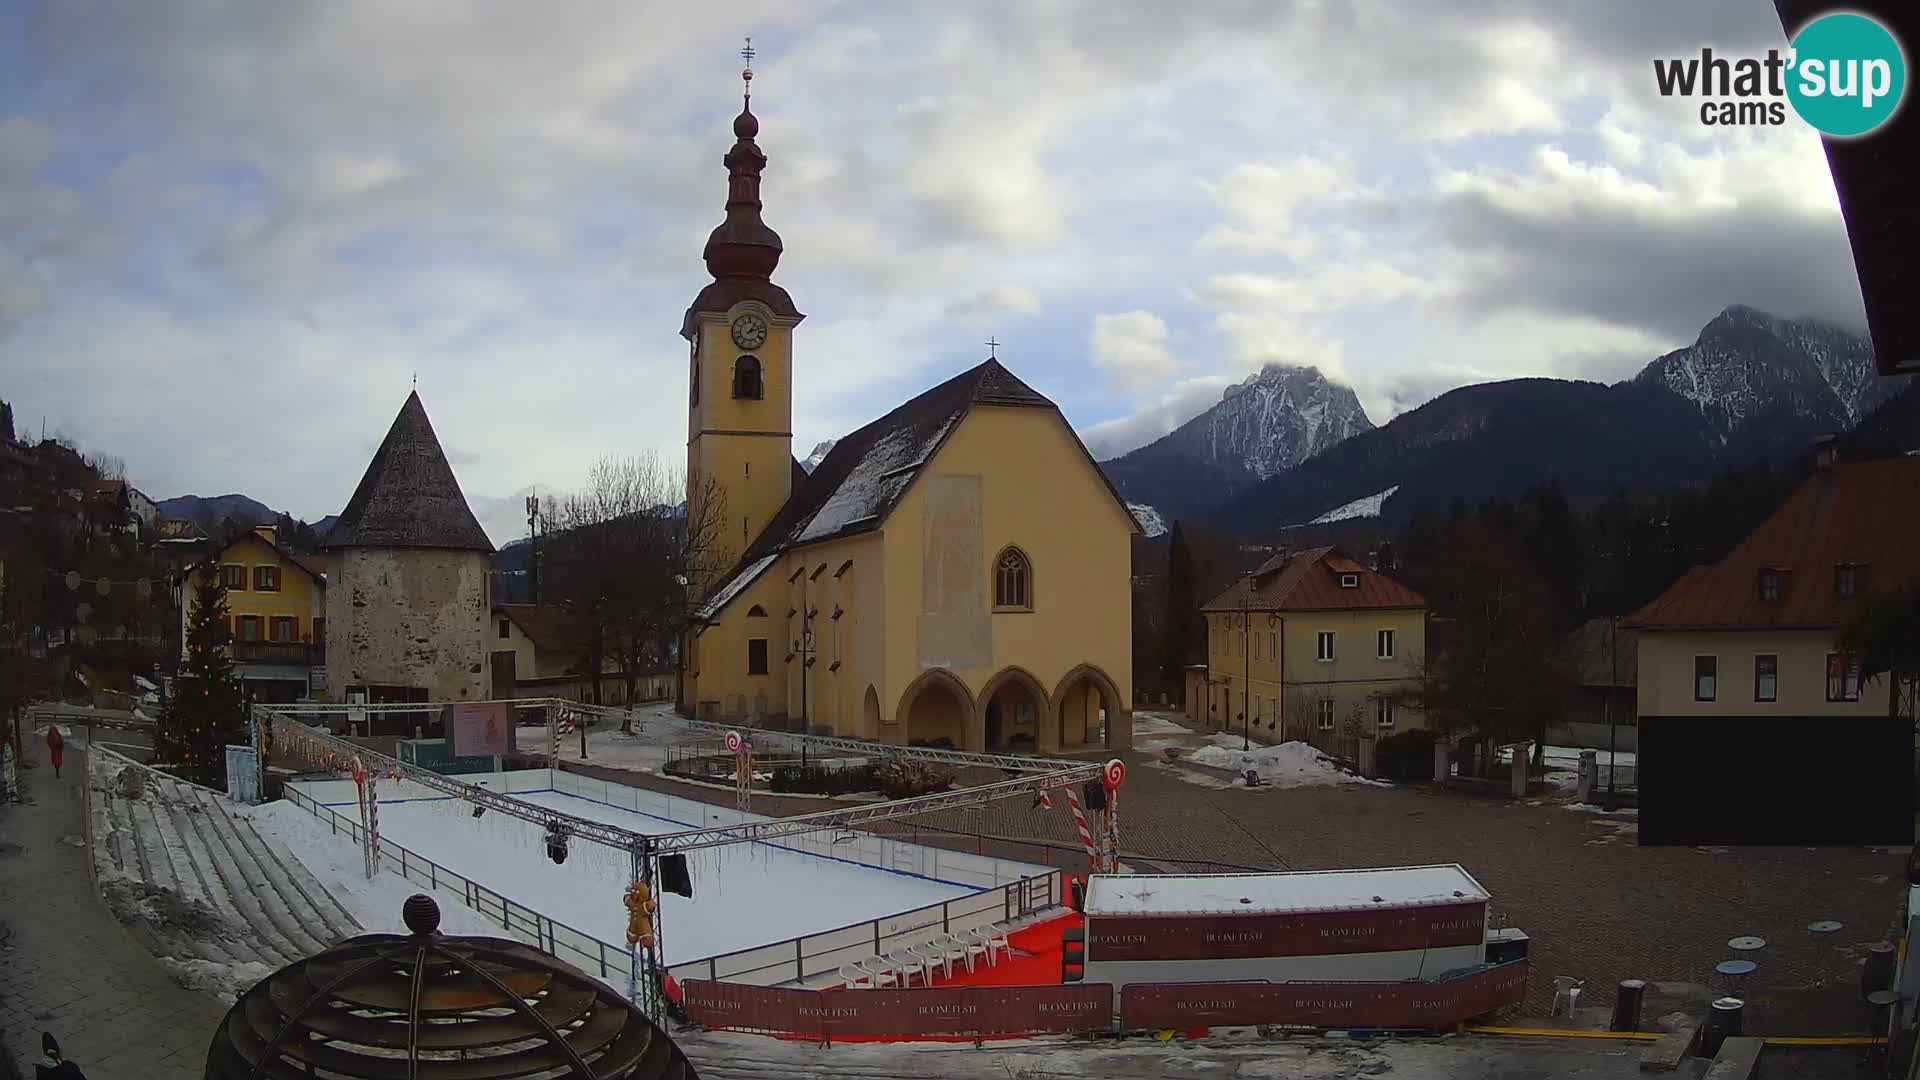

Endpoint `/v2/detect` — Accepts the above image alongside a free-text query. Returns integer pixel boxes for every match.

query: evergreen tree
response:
[1163,521,1195,697]
[159,564,245,785]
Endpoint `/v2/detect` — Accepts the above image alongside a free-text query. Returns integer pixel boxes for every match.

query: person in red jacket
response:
[45,725,65,780]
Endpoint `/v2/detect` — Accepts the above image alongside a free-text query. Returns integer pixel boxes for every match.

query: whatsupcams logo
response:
[1653,11,1907,137]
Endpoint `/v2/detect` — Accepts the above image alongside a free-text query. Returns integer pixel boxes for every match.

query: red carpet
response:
[772,903,1087,1043]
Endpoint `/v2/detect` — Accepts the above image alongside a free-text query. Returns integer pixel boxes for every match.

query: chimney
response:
[253,523,277,545]
[1814,434,1839,471]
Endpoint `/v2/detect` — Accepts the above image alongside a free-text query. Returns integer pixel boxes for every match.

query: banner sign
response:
[446,702,512,758]
[1086,901,1486,962]
[682,982,1114,1037]
[1119,960,1530,1030]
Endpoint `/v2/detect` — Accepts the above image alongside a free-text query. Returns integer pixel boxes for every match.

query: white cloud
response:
[1089,310,1180,393]
[944,284,1040,323]
[1081,375,1238,460]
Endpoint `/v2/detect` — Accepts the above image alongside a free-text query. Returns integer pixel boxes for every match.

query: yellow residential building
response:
[1190,547,1429,747]
[677,88,1137,752]
[182,524,327,702]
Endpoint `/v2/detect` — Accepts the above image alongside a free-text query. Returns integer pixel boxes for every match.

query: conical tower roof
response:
[326,391,494,552]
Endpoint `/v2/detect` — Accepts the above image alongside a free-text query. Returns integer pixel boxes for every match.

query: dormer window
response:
[1836,563,1865,600]
[732,355,763,399]
[1339,573,1360,589]
[1758,569,1782,603]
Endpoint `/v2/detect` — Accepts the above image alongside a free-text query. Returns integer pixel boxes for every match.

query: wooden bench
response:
[1639,1024,1698,1072]
[1702,1036,1763,1079]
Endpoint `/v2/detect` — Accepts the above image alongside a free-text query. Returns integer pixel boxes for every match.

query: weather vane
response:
[741,35,755,100]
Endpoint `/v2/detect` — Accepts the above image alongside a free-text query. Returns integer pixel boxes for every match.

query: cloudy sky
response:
[0,1,1867,546]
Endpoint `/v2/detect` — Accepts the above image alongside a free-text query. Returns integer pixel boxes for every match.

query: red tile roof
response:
[1625,456,1920,630]
[1201,546,1427,613]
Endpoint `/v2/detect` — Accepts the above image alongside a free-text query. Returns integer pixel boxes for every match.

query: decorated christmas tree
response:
[158,563,246,785]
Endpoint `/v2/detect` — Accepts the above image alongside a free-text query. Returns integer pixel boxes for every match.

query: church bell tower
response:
[683,38,805,572]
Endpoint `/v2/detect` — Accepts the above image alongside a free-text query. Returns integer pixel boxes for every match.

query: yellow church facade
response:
[677,82,1135,753]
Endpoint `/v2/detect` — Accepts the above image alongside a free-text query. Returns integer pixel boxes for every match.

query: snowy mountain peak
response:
[1199,364,1374,481]
[1631,306,1893,438]
[801,439,837,474]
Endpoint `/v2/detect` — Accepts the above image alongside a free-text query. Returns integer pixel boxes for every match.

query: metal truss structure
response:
[253,701,1105,856]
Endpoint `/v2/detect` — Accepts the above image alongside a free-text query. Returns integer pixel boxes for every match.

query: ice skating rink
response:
[289,769,1052,968]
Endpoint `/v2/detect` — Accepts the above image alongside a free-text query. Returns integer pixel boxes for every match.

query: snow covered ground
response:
[1308,485,1400,524]
[1165,736,1389,789]
[289,780,991,966]
[241,800,511,938]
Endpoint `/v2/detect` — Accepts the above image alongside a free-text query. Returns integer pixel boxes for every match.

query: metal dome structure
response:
[204,894,697,1079]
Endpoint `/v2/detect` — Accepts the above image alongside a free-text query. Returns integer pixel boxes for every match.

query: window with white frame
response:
[1315,699,1336,730]
[1316,631,1336,662]
[1377,628,1395,659]
[1374,697,1396,730]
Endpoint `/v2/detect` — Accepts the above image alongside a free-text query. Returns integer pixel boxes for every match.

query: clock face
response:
[731,313,769,350]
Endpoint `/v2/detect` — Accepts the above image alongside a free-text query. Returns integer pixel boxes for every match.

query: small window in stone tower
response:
[733,355,763,399]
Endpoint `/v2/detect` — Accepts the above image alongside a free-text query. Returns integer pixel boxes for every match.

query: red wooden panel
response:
[1087,902,1485,961]
[1119,960,1531,1030]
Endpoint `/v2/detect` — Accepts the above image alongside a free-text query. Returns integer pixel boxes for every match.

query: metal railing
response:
[280,784,636,986]
[668,871,1060,987]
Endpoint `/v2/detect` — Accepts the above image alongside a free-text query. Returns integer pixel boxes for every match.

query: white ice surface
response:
[294,785,979,966]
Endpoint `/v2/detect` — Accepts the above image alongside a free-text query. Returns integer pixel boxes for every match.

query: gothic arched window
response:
[733,355,763,400]
[993,546,1032,611]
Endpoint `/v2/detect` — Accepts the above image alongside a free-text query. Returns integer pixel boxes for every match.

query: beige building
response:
[678,89,1137,751]
[1189,547,1429,747]
[324,391,496,709]
[489,603,673,705]
[1624,446,1915,720]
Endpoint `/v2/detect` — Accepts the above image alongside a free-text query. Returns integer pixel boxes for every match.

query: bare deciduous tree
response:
[547,454,731,732]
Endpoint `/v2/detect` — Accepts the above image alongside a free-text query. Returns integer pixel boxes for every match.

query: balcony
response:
[230,641,325,666]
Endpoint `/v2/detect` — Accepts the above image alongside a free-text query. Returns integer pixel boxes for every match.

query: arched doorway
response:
[979,667,1050,753]
[895,669,975,750]
[1052,664,1127,750]
[862,685,881,738]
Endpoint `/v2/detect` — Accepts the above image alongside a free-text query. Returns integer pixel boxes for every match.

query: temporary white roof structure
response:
[1085,865,1490,917]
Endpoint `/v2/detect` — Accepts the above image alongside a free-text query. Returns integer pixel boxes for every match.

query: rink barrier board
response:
[682,960,1531,1036]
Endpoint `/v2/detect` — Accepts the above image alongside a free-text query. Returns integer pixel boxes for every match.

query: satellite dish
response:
[65,570,81,591]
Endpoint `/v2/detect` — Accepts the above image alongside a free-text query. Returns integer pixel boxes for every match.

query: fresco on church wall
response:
[918,474,991,671]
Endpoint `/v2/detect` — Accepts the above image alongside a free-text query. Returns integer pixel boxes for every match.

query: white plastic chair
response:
[859,956,898,988]
[888,949,928,987]
[910,941,949,982]
[971,924,1011,966]
[838,962,870,989]
[936,932,983,974]
[1550,976,1584,1017]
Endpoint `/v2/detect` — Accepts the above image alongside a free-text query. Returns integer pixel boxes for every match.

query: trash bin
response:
[1611,979,1646,1033]
[1864,941,1897,998]
[1702,997,1744,1057]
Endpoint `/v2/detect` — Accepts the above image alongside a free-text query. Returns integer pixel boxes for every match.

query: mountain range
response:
[1106,305,1906,533]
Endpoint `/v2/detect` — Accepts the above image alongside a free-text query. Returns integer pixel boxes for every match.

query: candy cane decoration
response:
[365,771,381,880]
[1064,784,1100,869]
[1101,759,1126,874]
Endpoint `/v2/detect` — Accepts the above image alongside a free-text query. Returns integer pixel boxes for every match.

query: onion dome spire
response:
[703,36,783,281]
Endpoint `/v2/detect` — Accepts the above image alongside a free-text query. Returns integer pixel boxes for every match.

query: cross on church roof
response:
[985,337,1000,359]
[741,35,755,98]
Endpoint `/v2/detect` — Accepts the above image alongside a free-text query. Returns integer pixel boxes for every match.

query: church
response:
[678,73,1137,753]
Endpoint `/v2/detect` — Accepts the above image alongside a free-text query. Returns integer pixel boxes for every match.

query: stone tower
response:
[324,391,495,706]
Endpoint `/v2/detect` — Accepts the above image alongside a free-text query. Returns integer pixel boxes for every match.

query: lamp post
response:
[1606,616,1618,810]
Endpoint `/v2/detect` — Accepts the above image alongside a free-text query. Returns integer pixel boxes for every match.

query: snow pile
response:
[1308,485,1400,525]
[1185,736,1388,787]
[160,957,277,1004]
[1128,503,1167,538]
[241,800,504,938]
